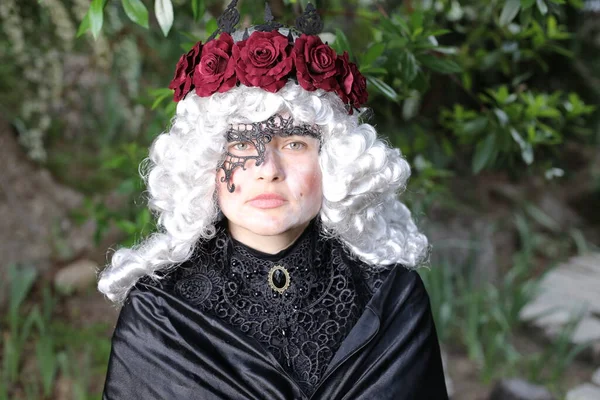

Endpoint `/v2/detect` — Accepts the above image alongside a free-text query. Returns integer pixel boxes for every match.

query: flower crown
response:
[168,1,367,114]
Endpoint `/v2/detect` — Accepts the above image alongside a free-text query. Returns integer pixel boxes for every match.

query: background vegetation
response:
[1,0,599,398]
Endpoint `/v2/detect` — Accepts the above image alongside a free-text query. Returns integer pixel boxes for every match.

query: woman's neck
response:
[226,220,310,254]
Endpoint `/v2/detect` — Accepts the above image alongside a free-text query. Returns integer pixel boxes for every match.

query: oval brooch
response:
[268,265,290,294]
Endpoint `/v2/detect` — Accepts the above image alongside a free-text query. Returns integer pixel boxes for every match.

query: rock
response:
[520,253,600,361]
[54,259,98,294]
[570,317,600,344]
[566,383,600,400]
[0,124,92,274]
[592,368,600,386]
[537,192,581,231]
[489,378,555,400]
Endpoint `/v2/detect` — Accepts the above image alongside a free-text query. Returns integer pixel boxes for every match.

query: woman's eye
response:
[231,142,250,151]
[285,142,306,150]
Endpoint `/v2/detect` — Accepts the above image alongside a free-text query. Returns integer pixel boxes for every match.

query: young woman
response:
[99,3,448,399]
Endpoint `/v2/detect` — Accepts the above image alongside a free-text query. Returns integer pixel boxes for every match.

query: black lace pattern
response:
[155,220,390,396]
[217,114,321,193]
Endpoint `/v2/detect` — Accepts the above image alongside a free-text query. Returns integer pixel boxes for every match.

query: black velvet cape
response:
[102,252,448,399]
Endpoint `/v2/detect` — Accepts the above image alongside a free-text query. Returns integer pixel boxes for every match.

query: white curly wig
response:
[98,80,431,303]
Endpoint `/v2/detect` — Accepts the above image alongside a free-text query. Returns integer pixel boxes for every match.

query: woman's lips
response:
[247,193,287,209]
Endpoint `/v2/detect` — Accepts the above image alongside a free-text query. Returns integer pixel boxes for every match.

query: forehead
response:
[226,114,320,141]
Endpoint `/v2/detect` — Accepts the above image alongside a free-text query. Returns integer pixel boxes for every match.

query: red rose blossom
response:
[193,33,237,97]
[335,51,368,112]
[232,30,294,93]
[169,41,203,101]
[293,34,338,92]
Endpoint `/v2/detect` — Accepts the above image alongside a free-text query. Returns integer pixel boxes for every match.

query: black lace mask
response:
[217,114,321,192]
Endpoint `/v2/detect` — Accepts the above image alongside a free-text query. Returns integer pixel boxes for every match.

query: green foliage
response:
[440,87,594,173]
[90,0,107,39]
[122,0,149,29]
[79,0,179,37]
[364,8,463,102]
[0,266,111,399]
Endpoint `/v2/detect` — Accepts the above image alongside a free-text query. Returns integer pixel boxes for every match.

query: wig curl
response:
[98,81,430,303]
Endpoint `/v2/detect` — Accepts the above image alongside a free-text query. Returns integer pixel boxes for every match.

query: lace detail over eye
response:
[169,221,390,396]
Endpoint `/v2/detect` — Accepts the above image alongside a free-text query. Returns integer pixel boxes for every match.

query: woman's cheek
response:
[295,165,323,208]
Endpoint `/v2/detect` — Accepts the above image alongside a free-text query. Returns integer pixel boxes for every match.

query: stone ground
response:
[520,253,600,399]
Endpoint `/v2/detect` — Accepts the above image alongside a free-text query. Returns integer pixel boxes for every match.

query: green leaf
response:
[429,29,451,36]
[379,15,408,38]
[205,17,217,39]
[472,134,497,173]
[521,0,536,8]
[392,15,411,35]
[361,42,385,66]
[359,66,388,75]
[462,117,488,135]
[155,0,174,36]
[8,264,38,318]
[520,5,533,25]
[149,87,174,96]
[568,0,584,8]
[90,0,105,39]
[151,88,173,109]
[181,41,198,51]
[115,220,138,234]
[536,0,548,14]
[493,108,509,126]
[510,128,534,164]
[400,51,419,83]
[76,11,91,38]
[179,30,203,42]
[165,101,177,118]
[332,28,353,60]
[418,54,462,74]
[410,10,424,31]
[122,0,149,28]
[192,0,205,21]
[499,0,521,26]
[366,76,398,102]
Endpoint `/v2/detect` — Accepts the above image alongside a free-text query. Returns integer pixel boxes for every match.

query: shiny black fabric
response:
[167,219,387,396]
[103,226,448,399]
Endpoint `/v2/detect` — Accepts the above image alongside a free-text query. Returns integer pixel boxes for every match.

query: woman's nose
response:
[256,147,284,181]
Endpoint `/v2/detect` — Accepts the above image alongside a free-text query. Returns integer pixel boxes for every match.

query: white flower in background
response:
[38,0,76,51]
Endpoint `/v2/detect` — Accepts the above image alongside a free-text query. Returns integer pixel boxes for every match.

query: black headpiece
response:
[207,0,323,42]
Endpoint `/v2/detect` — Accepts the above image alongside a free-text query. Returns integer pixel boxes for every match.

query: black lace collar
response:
[151,217,390,396]
[227,218,317,262]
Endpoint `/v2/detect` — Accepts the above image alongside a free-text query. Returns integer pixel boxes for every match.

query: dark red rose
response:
[169,41,203,101]
[335,51,368,111]
[293,34,338,92]
[232,30,294,93]
[193,33,237,97]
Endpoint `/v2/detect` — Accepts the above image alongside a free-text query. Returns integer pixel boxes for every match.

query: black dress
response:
[102,219,449,399]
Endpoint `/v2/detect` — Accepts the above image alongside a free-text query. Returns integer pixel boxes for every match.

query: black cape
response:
[103,248,448,399]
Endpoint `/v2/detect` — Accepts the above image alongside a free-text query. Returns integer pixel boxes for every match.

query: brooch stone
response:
[268,265,290,294]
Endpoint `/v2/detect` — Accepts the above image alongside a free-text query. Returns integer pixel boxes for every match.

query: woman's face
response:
[216,115,323,247]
